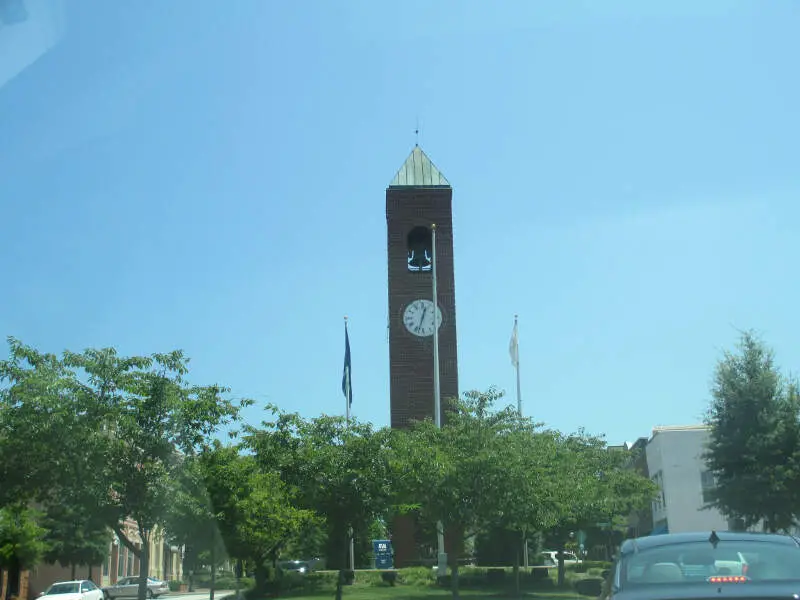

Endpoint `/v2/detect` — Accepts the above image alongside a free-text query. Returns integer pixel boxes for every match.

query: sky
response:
[1,0,799,445]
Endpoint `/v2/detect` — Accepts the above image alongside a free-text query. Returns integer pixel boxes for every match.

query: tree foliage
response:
[704,331,800,532]
[392,389,656,597]
[0,336,660,599]
[245,409,393,573]
[0,339,249,600]
[41,503,109,577]
[0,505,48,570]
[195,441,317,594]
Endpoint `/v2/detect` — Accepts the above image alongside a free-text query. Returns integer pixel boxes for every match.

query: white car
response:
[39,580,103,600]
[541,550,581,566]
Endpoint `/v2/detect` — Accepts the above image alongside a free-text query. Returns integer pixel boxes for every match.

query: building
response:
[642,425,728,535]
[625,424,800,538]
[386,145,460,566]
[21,521,183,599]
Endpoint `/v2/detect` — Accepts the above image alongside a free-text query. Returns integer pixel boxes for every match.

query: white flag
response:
[509,319,519,368]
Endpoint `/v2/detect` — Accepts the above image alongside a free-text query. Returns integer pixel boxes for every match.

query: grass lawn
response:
[245,565,603,600]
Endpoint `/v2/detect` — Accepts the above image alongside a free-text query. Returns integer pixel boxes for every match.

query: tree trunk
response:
[513,532,521,597]
[253,563,268,594]
[449,556,460,600]
[71,564,76,580]
[137,543,150,600]
[335,528,351,600]
[88,564,94,583]
[209,546,216,600]
[557,540,566,588]
[234,560,242,600]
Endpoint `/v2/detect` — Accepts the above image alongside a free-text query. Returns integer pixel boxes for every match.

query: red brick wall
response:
[386,186,460,430]
[386,186,460,567]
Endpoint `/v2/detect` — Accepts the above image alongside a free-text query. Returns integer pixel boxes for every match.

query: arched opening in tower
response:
[407,226,432,272]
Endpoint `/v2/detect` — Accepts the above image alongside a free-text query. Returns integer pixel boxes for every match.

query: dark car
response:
[607,531,800,600]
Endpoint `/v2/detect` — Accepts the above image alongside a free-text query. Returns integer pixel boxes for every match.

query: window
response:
[619,539,800,586]
[407,226,432,271]
[651,471,665,512]
[701,470,715,504]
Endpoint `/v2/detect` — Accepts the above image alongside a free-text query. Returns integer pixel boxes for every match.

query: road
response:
[165,592,236,600]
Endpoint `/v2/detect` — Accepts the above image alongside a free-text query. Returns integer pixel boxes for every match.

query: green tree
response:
[245,410,393,599]
[1,341,249,600]
[391,388,550,599]
[41,503,109,580]
[0,504,48,599]
[166,453,227,596]
[704,331,800,532]
[545,432,656,586]
[198,441,316,594]
[0,339,95,509]
[484,422,564,594]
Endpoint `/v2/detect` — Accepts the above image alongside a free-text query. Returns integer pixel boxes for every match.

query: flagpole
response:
[344,316,351,425]
[511,314,527,569]
[514,315,522,415]
[431,224,447,578]
[343,317,355,573]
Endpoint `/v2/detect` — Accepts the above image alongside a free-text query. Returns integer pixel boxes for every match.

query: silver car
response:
[103,577,169,599]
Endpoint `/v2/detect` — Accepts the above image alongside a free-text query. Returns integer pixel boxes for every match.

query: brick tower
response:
[386,146,460,565]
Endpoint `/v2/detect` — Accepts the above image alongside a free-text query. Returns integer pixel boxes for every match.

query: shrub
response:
[486,568,506,585]
[398,567,435,587]
[167,581,182,592]
[574,577,604,597]
[381,571,398,586]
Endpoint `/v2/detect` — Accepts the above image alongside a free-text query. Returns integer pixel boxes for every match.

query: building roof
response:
[650,424,709,441]
[388,145,450,188]
[653,424,709,432]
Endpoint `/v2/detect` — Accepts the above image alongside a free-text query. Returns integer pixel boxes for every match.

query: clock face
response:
[403,299,443,337]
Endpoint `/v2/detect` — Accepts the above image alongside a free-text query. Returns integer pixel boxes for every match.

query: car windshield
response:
[46,583,80,595]
[621,540,800,585]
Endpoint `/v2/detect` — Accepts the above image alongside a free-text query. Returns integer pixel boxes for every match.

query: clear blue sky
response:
[1,0,798,445]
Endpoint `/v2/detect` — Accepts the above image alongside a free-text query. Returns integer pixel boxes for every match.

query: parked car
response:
[278,560,311,574]
[540,550,580,566]
[102,577,169,599]
[39,580,103,600]
[605,531,800,600]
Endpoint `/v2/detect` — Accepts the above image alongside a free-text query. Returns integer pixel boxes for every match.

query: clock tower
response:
[386,146,460,566]
[387,145,459,428]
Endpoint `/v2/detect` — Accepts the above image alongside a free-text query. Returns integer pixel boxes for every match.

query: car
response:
[102,577,169,599]
[540,550,580,566]
[39,580,103,600]
[279,560,311,574]
[606,531,800,600]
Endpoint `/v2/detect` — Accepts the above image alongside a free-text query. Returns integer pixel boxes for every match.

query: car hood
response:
[41,594,82,600]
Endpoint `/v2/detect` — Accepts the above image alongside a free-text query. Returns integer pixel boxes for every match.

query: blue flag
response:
[342,324,352,407]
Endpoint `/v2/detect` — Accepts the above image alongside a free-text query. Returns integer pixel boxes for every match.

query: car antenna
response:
[708,531,720,548]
